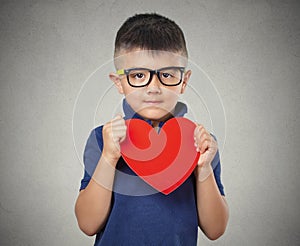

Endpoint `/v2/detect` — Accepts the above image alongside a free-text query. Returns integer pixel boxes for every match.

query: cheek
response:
[123,88,143,108]
[121,82,139,98]
[164,88,181,101]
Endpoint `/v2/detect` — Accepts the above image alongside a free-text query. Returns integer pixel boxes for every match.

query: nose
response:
[146,73,161,94]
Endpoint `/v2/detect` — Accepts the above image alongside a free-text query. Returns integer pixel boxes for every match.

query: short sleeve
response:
[212,152,225,196]
[210,134,225,196]
[79,126,104,190]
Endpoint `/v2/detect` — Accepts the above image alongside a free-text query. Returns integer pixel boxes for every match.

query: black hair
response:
[114,13,188,57]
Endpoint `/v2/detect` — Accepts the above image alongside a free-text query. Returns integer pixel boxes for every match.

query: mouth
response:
[143,100,163,105]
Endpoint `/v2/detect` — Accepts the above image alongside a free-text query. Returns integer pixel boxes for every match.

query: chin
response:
[138,108,172,122]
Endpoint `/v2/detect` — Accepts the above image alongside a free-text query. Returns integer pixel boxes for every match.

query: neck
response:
[150,111,174,128]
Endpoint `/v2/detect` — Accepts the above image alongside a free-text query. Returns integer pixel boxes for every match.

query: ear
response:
[109,72,124,94]
[180,70,191,94]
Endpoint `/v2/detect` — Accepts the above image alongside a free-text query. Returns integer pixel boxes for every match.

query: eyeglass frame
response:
[116,66,186,88]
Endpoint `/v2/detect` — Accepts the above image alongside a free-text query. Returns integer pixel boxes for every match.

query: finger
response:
[104,115,123,131]
[194,124,204,138]
[199,139,209,154]
[112,121,126,130]
[111,119,126,130]
[115,128,127,136]
[112,115,125,125]
[194,130,210,152]
[193,125,200,136]
[194,124,208,141]
[197,151,212,166]
[197,152,208,167]
[200,134,216,151]
[119,133,127,143]
[112,126,127,133]
[112,130,126,142]
[111,122,126,134]
[198,132,212,144]
[113,114,123,120]
[199,141,218,159]
[110,114,124,126]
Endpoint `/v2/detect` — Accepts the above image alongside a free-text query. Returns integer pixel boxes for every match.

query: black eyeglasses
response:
[117,66,185,87]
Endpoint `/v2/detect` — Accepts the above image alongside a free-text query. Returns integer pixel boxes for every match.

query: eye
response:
[162,72,173,79]
[129,72,146,80]
[135,73,145,79]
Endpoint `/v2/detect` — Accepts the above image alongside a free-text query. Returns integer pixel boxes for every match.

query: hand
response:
[102,115,127,165]
[194,124,218,182]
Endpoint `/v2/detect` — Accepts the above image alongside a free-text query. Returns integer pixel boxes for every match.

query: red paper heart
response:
[120,117,200,195]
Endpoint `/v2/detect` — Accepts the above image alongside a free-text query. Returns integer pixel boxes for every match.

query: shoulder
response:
[85,125,104,150]
[83,125,104,168]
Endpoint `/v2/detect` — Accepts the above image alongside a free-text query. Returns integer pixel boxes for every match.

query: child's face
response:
[110,49,191,123]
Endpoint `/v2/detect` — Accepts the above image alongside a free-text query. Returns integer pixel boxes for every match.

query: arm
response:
[194,169,229,240]
[75,115,126,236]
[193,125,229,240]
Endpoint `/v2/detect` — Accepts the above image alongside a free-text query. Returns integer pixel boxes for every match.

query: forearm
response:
[195,169,229,240]
[75,155,117,236]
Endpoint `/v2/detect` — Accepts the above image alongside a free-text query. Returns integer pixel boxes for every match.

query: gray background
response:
[0,0,299,245]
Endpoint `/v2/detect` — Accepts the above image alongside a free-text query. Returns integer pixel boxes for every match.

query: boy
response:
[75,13,229,245]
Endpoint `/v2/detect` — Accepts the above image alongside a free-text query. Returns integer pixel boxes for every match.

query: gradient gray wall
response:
[0,0,299,245]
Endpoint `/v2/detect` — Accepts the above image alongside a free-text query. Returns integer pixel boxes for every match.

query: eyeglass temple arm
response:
[117,69,125,75]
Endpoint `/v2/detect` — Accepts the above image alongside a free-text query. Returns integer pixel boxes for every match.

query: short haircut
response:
[114,13,188,57]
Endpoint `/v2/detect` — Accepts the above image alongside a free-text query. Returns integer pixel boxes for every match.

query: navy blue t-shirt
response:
[80,100,225,246]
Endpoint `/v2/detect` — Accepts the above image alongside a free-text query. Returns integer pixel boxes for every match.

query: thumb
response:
[112,113,123,121]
